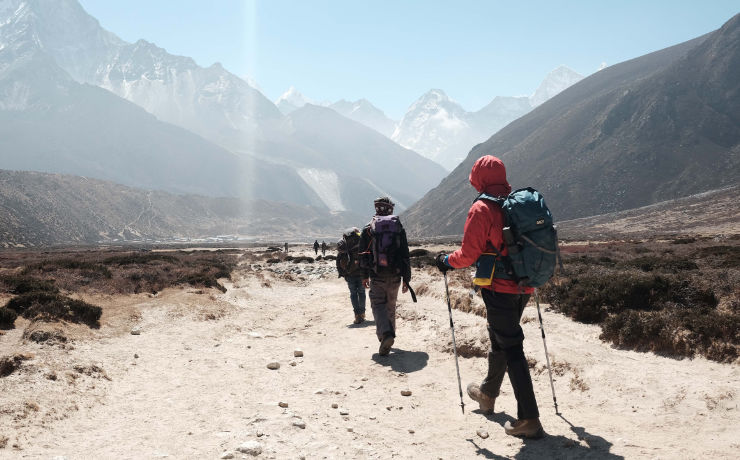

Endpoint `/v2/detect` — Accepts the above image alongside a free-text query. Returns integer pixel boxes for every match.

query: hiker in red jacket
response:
[436,155,543,439]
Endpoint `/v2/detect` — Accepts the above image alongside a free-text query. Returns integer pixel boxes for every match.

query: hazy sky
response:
[79,0,739,119]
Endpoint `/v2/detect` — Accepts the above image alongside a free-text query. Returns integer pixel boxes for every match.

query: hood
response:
[469,155,511,196]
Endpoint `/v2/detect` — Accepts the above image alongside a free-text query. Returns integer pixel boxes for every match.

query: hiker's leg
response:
[346,277,361,315]
[385,277,401,333]
[357,277,366,315]
[484,290,539,420]
[369,277,394,341]
[480,290,508,398]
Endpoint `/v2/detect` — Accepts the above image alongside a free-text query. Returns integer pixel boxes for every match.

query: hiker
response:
[359,197,411,356]
[336,227,366,324]
[436,155,543,439]
[321,241,327,256]
[313,240,319,255]
[284,242,288,253]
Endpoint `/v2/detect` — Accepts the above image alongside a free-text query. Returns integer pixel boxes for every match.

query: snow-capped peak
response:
[530,65,583,107]
[276,86,318,114]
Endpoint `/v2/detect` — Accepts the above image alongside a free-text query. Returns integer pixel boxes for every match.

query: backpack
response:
[370,215,402,271]
[478,187,560,287]
[337,228,361,276]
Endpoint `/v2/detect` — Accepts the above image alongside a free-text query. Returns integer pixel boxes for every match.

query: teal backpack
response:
[477,187,560,287]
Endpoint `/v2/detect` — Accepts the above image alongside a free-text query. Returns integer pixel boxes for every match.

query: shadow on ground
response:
[465,412,624,459]
[347,320,376,329]
[371,348,429,373]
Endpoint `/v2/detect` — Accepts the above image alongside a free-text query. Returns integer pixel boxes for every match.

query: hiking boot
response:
[353,314,363,324]
[504,418,544,439]
[466,383,495,414]
[378,334,394,356]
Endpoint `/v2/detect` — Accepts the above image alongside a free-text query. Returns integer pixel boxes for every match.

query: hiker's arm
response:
[358,227,372,279]
[447,202,493,269]
[335,241,343,277]
[399,228,411,284]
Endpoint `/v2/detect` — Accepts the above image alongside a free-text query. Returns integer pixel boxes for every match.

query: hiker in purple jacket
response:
[359,197,411,356]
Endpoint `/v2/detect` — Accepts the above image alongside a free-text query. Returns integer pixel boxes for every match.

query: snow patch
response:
[296,168,345,212]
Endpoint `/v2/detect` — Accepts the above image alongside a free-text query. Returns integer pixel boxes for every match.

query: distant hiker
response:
[359,197,411,356]
[337,227,366,324]
[321,241,327,256]
[313,240,320,255]
[284,242,289,253]
[436,155,543,439]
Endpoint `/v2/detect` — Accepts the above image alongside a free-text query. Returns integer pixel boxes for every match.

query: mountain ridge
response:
[403,15,739,237]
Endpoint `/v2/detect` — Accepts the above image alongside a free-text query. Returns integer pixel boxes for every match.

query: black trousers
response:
[479,289,539,420]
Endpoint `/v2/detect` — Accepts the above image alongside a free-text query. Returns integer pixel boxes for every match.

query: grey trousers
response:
[368,276,401,341]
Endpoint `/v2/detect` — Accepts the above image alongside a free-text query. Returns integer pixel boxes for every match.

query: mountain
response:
[254,104,447,212]
[329,99,397,137]
[393,68,583,170]
[0,0,444,219]
[529,65,584,107]
[0,26,329,207]
[275,86,316,114]
[403,14,740,237]
[0,170,364,247]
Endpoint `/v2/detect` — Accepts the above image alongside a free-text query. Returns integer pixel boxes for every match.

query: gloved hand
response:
[435,253,452,273]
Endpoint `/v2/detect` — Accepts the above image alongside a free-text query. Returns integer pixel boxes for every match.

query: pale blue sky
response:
[79,1,739,119]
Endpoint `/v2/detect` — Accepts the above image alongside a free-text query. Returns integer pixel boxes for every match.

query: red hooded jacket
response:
[447,155,534,295]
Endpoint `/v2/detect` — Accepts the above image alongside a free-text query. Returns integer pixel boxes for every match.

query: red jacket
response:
[447,156,534,295]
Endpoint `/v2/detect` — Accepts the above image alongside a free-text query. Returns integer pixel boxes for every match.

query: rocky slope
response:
[0,170,364,246]
[403,14,740,237]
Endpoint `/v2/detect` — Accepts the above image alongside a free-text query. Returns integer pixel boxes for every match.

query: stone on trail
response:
[130,327,141,335]
[236,440,262,455]
[220,452,235,459]
[408,429,415,434]
[293,419,307,429]
[331,403,338,409]
[476,429,489,439]
[267,362,280,370]
[401,390,412,396]
[294,349,304,357]
[278,401,288,408]
[289,361,297,366]
[314,388,326,394]
[339,409,349,415]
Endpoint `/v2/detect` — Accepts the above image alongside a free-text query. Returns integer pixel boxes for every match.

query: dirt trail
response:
[1,250,739,459]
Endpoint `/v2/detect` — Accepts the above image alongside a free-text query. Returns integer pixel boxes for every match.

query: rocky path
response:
[1,254,739,459]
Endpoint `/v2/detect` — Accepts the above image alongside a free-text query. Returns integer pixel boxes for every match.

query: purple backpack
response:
[370,215,402,269]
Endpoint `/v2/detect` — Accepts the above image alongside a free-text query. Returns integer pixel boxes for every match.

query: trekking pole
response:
[534,289,559,415]
[443,271,465,414]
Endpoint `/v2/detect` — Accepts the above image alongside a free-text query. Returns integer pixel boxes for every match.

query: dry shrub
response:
[0,354,31,377]
[23,325,67,345]
[0,274,58,295]
[0,307,16,330]
[414,282,430,297]
[541,239,740,362]
[409,248,430,258]
[5,292,101,327]
[14,250,238,295]
[570,373,589,392]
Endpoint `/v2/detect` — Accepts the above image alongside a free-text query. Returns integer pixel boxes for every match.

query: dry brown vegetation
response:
[541,236,740,362]
[0,248,239,331]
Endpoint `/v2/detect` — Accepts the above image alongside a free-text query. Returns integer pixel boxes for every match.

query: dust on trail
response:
[1,250,739,459]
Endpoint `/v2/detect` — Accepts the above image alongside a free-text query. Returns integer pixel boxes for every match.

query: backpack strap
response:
[474,192,518,281]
